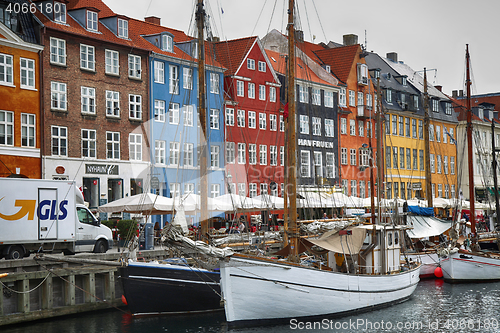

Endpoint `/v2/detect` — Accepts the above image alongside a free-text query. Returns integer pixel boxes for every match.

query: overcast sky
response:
[104,0,499,96]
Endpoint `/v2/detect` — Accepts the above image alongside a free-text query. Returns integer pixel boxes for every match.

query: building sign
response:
[297,138,335,149]
[151,176,160,190]
[86,164,119,175]
[412,182,422,190]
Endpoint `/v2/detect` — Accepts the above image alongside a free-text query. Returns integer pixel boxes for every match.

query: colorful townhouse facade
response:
[213,36,283,200]
[35,0,150,219]
[387,54,458,202]
[0,8,43,178]
[313,35,376,199]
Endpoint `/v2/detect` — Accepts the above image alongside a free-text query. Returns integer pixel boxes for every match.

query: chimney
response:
[386,52,398,63]
[145,16,161,25]
[452,90,458,98]
[435,85,442,92]
[343,34,358,46]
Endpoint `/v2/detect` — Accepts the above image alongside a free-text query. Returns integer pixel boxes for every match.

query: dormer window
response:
[357,63,368,85]
[118,19,128,38]
[478,107,484,120]
[54,2,66,24]
[191,41,198,59]
[386,89,392,103]
[325,65,331,73]
[402,76,407,86]
[162,34,173,52]
[432,99,439,112]
[87,11,98,31]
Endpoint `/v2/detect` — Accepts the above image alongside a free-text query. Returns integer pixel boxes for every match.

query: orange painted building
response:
[0,19,43,178]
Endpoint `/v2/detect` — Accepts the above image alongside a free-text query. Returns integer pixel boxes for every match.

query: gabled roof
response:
[67,0,115,18]
[313,44,360,84]
[212,36,258,75]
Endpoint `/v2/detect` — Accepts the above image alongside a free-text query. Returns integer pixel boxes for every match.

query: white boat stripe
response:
[129,275,219,286]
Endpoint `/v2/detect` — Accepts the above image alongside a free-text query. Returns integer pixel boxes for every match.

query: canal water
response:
[3,279,500,333]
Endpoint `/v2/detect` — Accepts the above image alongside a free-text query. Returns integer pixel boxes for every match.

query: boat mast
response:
[375,77,384,223]
[492,114,500,230]
[423,69,433,208]
[196,0,209,240]
[286,0,299,262]
[465,44,477,242]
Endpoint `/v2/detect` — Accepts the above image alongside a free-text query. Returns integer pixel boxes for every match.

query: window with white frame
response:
[0,53,13,85]
[400,147,405,169]
[81,87,95,114]
[155,140,165,164]
[393,147,398,169]
[20,58,35,88]
[325,119,334,137]
[165,103,179,125]
[366,94,372,108]
[443,155,448,174]
[340,118,347,134]
[21,113,35,147]
[106,132,120,159]
[169,65,179,94]
[300,115,309,134]
[225,108,234,126]
[358,91,364,107]
[312,117,321,136]
[162,34,173,52]
[358,120,364,137]
[270,145,277,166]
[248,82,255,99]
[54,2,66,23]
[351,180,357,197]
[312,88,321,105]
[350,148,356,165]
[432,99,439,112]
[341,179,348,194]
[210,109,219,129]
[118,18,128,38]
[270,87,276,102]
[129,133,142,161]
[248,111,256,128]
[86,10,98,31]
[339,87,346,106]
[237,109,245,127]
[238,183,246,196]
[210,72,219,94]
[249,183,257,198]
[183,67,193,89]
[341,148,347,165]
[258,61,266,72]
[169,141,180,165]
[386,89,392,103]
[259,145,267,165]
[437,155,442,174]
[249,144,257,164]
[129,94,141,120]
[128,54,141,78]
[106,90,119,117]
[324,91,333,108]
[259,85,266,100]
[270,114,277,131]
[300,150,310,177]
[326,152,335,178]
[260,183,268,195]
[247,58,255,70]
[259,113,266,130]
[419,120,424,139]
[210,184,220,198]
[280,146,284,166]
[51,81,67,111]
[350,119,356,136]
[429,124,434,141]
[449,128,454,143]
[430,154,435,173]
[299,85,308,103]
[51,125,66,156]
[184,105,193,126]
[154,61,164,83]
[392,115,397,135]
[81,129,96,158]
[399,116,404,136]
[105,50,119,75]
[211,145,220,167]
[237,81,244,97]
[154,100,165,122]
[450,156,455,174]
[405,117,410,137]
[443,127,448,143]
[50,37,66,65]
[238,143,246,164]
[445,102,453,115]
[183,143,194,166]
[169,183,180,198]
[313,151,322,177]
[349,90,355,106]
[271,184,278,197]
[359,181,366,198]
[436,125,441,142]
[280,115,284,132]
[420,150,424,170]
[226,142,235,164]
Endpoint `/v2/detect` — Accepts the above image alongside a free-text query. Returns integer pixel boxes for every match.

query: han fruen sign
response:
[85,164,119,175]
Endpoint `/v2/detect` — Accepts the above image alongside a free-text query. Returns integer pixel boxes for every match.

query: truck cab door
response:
[75,206,98,252]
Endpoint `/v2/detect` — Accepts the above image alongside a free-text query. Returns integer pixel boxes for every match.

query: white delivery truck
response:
[0,178,113,259]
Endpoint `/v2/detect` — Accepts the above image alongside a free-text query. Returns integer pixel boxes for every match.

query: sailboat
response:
[438,45,500,282]
[219,0,420,326]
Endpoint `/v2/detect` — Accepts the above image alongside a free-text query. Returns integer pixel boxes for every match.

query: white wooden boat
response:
[439,249,500,282]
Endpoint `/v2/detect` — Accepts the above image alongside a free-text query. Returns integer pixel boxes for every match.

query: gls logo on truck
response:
[0,198,68,221]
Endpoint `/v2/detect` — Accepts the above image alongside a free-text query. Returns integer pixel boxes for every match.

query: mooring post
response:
[104,271,115,301]
[41,274,53,310]
[19,278,29,313]
[65,275,76,306]
[84,273,96,303]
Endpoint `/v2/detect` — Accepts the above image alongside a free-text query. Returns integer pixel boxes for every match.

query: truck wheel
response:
[94,240,107,253]
[7,246,24,260]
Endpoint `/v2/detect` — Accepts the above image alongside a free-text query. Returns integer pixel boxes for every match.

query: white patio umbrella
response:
[98,192,182,215]
[215,193,264,211]
[174,193,234,213]
[254,194,285,210]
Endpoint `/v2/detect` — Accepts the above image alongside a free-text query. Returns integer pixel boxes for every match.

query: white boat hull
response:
[440,251,500,282]
[220,255,420,325]
[406,252,439,278]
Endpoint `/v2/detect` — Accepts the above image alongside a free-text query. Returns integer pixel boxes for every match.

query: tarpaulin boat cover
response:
[306,227,367,255]
[406,216,452,238]
[408,206,434,216]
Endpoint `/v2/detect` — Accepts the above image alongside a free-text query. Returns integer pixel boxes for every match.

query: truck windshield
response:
[77,207,94,225]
